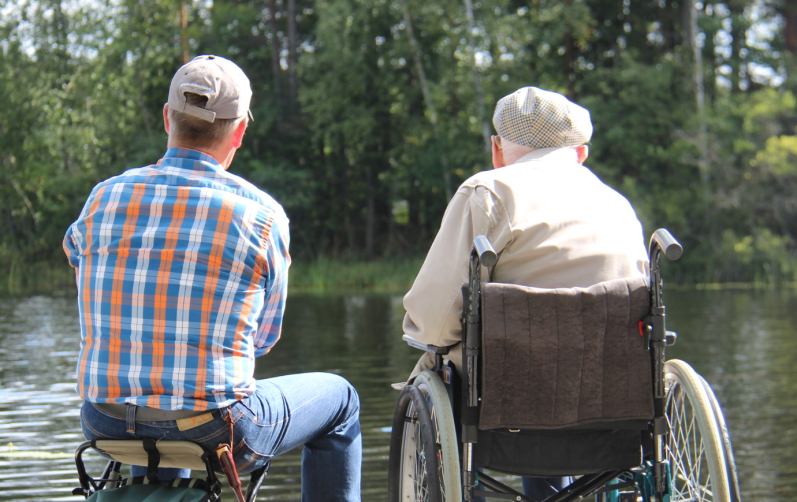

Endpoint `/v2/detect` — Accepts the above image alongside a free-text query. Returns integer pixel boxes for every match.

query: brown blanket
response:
[479,276,654,430]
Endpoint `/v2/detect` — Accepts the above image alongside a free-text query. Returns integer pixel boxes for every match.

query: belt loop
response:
[126,404,137,436]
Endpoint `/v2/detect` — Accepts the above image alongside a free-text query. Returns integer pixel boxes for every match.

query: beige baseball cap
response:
[168,55,253,123]
[492,86,592,149]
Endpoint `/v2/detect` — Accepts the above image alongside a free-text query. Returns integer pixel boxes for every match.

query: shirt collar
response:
[159,147,225,173]
[514,146,578,165]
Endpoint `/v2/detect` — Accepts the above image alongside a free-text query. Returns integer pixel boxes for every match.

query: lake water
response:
[0,288,794,501]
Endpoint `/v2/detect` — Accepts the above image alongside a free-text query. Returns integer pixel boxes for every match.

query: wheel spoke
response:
[427,398,446,500]
[390,372,463,502]
[411,410,428,500]
[669,384,714,500]
[665,362,729,502]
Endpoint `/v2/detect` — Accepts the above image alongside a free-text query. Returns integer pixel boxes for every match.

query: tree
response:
[3,0,797,286]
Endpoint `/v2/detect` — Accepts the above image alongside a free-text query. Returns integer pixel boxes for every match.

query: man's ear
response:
[492,138,505,169]
[576,145,589,165]
[163,104,170,134]
[231,119,248,149]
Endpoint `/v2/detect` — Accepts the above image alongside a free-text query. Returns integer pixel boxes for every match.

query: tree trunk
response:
[785,2,797,53]
[681,0,695,48]
[702,3,717,105]
[687,1,711,202]
[399,0,453,200]
[365,163,375,257]
[462,0,492,153]
[268,0,282,121]
[180,0,189,64]
[563,0,575,100]
[684,1,715,241]
[728,1,747,92]
[287,0,298,111]
[10,178,38,229]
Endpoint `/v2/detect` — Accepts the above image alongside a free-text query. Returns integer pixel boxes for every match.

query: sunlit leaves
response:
[751,135,797,176]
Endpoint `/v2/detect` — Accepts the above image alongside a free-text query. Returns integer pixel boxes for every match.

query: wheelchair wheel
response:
[413,371,462,501]
[699,374,742,502]
[664,359,733,501]
[388,371,461,502]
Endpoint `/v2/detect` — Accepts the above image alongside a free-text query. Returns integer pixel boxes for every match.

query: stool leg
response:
[245,464,269,502]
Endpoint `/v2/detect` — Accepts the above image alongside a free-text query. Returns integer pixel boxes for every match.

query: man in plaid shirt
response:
[64,55,361,500]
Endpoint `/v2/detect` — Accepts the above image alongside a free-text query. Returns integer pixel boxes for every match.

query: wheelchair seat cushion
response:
[473,427,646,477]
[479,276,653,430]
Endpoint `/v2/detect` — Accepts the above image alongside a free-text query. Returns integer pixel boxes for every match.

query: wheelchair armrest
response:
[402,335,450,355]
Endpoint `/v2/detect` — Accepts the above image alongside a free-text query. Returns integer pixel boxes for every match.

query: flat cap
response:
[168,55,253,123]
[492,87,592,149]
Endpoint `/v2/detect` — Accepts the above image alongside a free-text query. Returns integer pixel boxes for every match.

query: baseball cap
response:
[492,87,592,149]
[168,55,253,123]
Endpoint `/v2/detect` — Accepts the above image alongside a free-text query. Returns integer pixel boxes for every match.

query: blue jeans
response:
[521,476,572,500]
[81,373,362,502]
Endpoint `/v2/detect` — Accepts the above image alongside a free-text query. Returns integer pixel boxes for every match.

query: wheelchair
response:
[73,439,268,501]
[388,229,741,502]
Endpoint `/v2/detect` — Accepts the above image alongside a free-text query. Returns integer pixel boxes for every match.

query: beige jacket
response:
[403,147,649,376]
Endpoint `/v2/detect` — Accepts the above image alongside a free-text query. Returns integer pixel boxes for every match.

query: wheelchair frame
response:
[389,229,741,502]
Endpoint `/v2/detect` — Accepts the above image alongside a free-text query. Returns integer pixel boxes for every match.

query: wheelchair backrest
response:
[478,276,653,430]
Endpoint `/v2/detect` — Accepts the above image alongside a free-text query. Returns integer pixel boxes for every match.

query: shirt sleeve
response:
[253,211,291,357]
[402,184,513,348]
[63,184,100,271]
[63,226,81,269]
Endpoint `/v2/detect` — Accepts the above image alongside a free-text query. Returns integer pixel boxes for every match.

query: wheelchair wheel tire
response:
[664,359,732,501]
[412,371,462,501]
[389,371,461,502]
[388,383,442,502]
[699,374,742,502]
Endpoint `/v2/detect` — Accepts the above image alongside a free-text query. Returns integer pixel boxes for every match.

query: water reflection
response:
[0,289,793,500]
[666,289,797,501]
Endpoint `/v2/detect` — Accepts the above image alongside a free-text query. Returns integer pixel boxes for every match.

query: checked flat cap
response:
[492,87,592,149]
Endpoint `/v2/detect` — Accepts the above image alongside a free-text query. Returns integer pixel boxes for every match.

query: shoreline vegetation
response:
[3,3,797,296]
[0,258,426,296]
[2,257,795,297]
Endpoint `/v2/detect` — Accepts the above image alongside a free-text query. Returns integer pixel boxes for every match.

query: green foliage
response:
[0,244,75,293]
[718,229,795,284]
[289,257,423,292]
[1,0,796,291]
[752,135,797,176]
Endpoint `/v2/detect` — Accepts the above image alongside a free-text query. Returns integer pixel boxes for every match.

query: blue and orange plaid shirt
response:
[63,148,290,410]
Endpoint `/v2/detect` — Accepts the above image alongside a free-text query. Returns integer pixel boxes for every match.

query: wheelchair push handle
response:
[649,228,683,261]
[473,235,498,267]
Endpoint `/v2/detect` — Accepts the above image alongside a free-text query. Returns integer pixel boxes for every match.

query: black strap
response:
[142,438,161,484]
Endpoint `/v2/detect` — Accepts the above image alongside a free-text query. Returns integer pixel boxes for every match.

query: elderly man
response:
[402,86,648,500]
[64,55,361,501]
